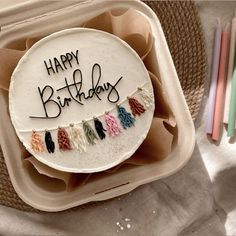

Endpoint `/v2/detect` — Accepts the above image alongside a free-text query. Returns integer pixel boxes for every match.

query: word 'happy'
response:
[44,50,79,75]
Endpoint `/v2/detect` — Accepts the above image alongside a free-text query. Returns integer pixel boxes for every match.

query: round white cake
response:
[9,28,154,173]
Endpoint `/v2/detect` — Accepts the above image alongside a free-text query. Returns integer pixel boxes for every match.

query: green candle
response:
[227,58,236,136]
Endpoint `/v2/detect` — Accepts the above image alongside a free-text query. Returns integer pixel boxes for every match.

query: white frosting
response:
[9,28,154,173]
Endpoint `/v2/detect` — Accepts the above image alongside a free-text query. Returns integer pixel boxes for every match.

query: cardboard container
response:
[0,0,195,211]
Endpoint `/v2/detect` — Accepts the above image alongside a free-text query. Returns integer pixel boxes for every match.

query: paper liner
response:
[0,8,176,191]
[0,48,25,91]
[23,156,70,189]
[84,8,153,60]
[148,71,176,126]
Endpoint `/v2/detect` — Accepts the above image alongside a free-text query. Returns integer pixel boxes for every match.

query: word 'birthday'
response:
[30,63,123,119]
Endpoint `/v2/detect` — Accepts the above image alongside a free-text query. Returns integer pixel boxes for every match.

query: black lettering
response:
[44,59,55,76]
[54,58,64,73]
[29,86,61,119]
[30,63,123,119]
[66,53,73,68]
[57,96,71,107]
[71,50,79,65]
[60,54,68,70]
[106,76,123,103]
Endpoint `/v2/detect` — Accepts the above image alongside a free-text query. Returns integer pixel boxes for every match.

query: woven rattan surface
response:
[0,1,207,212]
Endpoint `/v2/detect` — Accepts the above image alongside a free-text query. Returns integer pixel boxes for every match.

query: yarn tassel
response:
[69,124,87,153]
[105,112,122,137]
[83,121,98,145]
[94,118,106,140]
[128,97,146,116]
[117,105,135,129]
[45,131,55,154]
[138,87,153,108]
[57,127,72,151]
[31,131,45,152]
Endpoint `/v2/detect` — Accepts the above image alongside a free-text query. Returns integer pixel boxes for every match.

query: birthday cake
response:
[9,28,154,173]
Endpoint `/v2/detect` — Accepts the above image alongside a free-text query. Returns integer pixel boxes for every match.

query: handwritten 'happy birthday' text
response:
[29,50,123,119]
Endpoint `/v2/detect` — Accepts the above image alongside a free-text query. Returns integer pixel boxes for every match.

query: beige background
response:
[1,1,236,235]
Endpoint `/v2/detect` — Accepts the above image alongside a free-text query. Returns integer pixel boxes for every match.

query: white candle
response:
[206,19,222,134]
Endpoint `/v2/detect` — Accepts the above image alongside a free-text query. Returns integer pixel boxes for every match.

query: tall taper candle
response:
[212,23,230,140]
[224,12,236,124]
[227,61,236,136]
[206,19,222,134]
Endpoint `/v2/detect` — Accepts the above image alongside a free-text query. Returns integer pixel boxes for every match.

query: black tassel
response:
[45,131,55,153]
[94,118,106,140]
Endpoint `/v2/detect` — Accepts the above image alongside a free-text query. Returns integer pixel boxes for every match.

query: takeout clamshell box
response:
[0,0,195,212]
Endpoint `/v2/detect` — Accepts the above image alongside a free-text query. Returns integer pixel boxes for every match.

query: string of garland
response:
[29,88,153,154]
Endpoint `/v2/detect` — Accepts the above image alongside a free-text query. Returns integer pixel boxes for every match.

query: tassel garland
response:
[31,131,44,152]
[58,127,72,151]
[94,118,106,140]
[128,97,146,116]
[117,105,135,129]
[45,131,55,153]
[105,112,121,137]
[138,87,153,108]
[83,121,98,145]
[69,124,87,153]
[28,86,151,152]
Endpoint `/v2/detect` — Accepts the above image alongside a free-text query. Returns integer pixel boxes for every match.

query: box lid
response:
[0,0,89,28]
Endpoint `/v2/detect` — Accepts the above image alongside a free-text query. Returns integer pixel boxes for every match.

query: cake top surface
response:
[9,28,154,173]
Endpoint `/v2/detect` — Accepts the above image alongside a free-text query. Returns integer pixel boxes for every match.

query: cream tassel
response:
[138,87,153,108]
[68,124,87,153]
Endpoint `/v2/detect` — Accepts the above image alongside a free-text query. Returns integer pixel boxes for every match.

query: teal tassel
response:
[82,121,98,145]
[117,105,135,129]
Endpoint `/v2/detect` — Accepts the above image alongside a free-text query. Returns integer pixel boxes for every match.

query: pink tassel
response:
[105,112,121,137]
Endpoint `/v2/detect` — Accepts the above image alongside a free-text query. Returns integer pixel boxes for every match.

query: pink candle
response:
[212,23,230,141]
[206,19,222,134]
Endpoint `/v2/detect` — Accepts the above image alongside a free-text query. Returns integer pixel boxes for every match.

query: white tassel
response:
[138,87,153,108]
[69,124,87,153]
